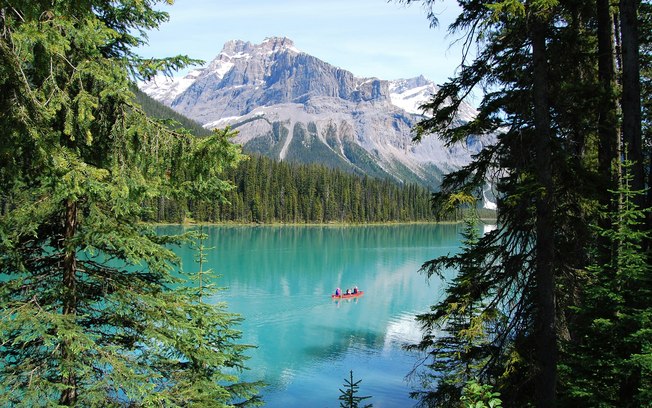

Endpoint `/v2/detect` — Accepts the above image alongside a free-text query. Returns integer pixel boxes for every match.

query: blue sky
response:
[137,0,466,84]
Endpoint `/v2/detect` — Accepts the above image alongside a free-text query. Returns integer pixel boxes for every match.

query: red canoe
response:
[332,291,364,299]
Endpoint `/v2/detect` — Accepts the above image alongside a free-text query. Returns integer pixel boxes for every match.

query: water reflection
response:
[161,224,465,407]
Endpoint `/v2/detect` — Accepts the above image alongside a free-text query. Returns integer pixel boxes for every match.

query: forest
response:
[0,0,650,407]
[400,0,652,407]
[149,154,442,224]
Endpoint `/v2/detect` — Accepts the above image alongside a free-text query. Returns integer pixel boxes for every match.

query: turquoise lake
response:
[161,223,470,407]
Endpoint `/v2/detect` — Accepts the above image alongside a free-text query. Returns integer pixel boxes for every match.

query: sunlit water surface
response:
[161,224,467,407]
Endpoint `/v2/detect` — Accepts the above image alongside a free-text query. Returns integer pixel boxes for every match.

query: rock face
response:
[140,37,488,190]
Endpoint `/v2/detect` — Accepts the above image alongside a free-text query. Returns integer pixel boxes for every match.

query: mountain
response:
[140,37,488,191]
[131,86,213,137]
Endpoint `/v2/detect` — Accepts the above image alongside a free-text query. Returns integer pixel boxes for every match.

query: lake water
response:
[162,224,466,407]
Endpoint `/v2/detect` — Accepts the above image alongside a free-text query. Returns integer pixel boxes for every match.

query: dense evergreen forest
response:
[149,154,464,224]
[132,87,213,137]
[400,0,652,407]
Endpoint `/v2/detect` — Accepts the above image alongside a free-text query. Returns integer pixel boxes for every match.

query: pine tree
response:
[338,370,373,408]
[166,227,263,406]
[407,215,510,406]
[396,0,650,405]
[561,161,652,407]
[0,1,258,406]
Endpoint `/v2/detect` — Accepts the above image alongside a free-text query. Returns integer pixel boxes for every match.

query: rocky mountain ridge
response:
[140,37,489,195]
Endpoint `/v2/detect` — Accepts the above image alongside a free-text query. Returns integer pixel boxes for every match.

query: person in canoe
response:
[332,287,363,299]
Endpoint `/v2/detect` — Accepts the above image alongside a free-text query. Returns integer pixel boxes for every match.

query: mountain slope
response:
[140,37,487,190]
[132,86,213,137]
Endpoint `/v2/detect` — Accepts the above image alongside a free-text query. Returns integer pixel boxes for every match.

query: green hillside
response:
[132,86,213,137]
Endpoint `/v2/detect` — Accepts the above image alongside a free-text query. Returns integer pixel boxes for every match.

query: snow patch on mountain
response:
[389,84,433,115]
[139,69,202,105]
[388,76,436,115]
[203,115,244,129]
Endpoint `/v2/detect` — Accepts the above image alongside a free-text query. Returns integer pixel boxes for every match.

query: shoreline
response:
[146,218,498,228]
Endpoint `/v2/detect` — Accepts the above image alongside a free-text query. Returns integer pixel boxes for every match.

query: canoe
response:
[332,291,364,299]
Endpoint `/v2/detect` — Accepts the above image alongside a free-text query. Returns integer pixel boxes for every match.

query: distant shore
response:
[147,218,497,228]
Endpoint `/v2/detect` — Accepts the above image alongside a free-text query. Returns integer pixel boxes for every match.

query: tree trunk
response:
[619,0,644,391]
[597,0,619,195]
[596,0,621,265]
[59,199,78,406]
[531,18,557,408]
[158,195,165,222]
[648,149,652,241]
[619,0,644,200]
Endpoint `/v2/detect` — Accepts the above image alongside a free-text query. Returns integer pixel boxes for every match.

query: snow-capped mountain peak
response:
[389,76,437,115]
[138,68,203,106]
[140,37,303,105]
[207,37,301,78]
[259,36,301,54]
[140,38,490,196]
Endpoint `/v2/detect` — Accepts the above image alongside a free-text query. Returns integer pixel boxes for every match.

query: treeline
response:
[147,154,494,224]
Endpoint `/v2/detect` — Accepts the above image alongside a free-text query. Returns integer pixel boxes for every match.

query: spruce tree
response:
[169,227,263,406]
[0,1,259,406]
[338,370,373,408]
[397,0,650,406]
[407,216,510,406]
[561,162,651,407]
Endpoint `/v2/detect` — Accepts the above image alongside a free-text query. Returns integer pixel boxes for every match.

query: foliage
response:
[0,0,259,406]
[144,153,494,224]
[560,162,652,407]
[399,0,651,406]
[132,86,213,137]
[338,370,373,408]
[407,217,513,406]
[460,380,502,408]
[171,227,264,406]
